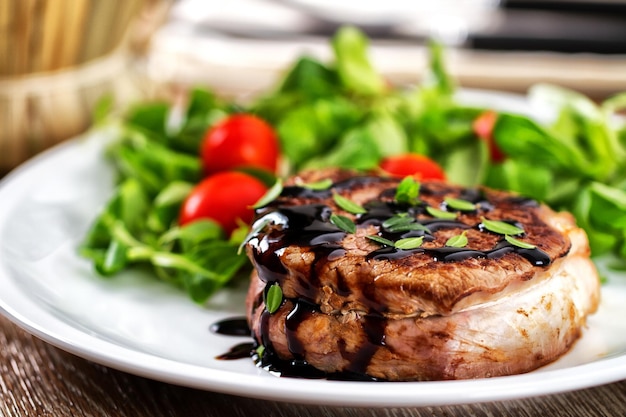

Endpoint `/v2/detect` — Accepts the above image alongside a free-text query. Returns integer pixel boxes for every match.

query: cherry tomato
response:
[201,114,280,175]
[473,110,505,163]
[179,171,268,235]
[379,154,446,181]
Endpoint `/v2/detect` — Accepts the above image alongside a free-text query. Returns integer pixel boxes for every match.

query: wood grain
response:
[1,314,625,417]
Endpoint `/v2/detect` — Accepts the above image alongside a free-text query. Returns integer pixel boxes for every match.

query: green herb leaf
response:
[394,237,425,250]
[330,214,356,234]
[333,193,367,214]
[444,197,476,212]
[395,177,420,205]
[446,232,468,248]
[390,223,431,233]
[255,345,265,359]
[381,213,410,228]
[505,234,536,249]
[367,235,395,247]
[381,214,432,233]
[253,179,283,209]
[383,216,431,233]
[426,206,457,220]
[481,217,525,235]
[265,283,283,314]
[296,178,333,190]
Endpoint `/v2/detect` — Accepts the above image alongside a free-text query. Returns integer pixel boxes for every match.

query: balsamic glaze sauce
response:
[367,239,550,266]
[209,318,250,337]
[216,176,552,380]
[211,318,254,360]
[211,311,383,381]
[215,342,255,360]
[248,204,347,300]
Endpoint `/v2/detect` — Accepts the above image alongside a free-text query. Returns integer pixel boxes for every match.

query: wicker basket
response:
[0,0,170,173]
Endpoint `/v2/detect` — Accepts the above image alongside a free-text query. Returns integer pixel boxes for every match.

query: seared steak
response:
[244,169,600,381]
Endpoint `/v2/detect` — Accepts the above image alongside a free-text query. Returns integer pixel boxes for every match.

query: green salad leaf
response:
[80,89,247,303]
[82,25,626,304]
[332,25,386,96]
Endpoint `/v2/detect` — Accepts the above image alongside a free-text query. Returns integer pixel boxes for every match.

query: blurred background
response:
[2,0,626,174]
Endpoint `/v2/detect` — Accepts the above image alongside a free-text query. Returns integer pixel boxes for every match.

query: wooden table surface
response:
[0,313,624,417]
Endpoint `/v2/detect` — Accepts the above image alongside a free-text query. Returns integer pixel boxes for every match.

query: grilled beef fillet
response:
[244,169,600,381]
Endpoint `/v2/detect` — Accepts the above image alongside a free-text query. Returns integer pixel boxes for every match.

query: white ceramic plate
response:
[2,92,626,408]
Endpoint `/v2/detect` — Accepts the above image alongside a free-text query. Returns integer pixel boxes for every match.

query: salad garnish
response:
[81,25,626,303]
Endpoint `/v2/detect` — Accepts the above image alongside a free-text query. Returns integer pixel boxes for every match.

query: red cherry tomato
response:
[201,114,280,175]
[379,154,446,181]
[473,110,505,163]
[179,171,268,235]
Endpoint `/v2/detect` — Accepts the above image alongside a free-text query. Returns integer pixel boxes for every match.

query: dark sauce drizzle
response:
[217,176,552,380]
[211,318,254,360]
[248,204,347,300]
[367,239,550,266]
[211,307,383,381]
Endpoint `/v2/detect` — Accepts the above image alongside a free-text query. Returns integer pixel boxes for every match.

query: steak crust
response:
[244,169,600,380]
